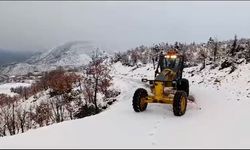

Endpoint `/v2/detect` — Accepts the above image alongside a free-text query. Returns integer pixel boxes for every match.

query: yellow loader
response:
[132,48,189,116]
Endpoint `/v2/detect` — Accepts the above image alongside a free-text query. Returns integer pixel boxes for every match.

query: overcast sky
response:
[1,1,250,52]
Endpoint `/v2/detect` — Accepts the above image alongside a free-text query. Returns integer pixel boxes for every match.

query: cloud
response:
[0,1,250,52]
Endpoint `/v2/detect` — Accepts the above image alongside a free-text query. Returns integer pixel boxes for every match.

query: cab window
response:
[163,57,180,70]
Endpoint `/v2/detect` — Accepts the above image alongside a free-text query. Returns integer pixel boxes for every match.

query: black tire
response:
[132,88,148,112]
[177,78,189,96]
[173,91,187,116]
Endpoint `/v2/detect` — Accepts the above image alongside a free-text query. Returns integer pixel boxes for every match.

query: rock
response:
[214,78,220,83]
[219,59,232,70]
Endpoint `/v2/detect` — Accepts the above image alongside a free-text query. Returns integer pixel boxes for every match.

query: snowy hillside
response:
[0,41,98,76]
[184,63,250,100]
[1,62,250,148]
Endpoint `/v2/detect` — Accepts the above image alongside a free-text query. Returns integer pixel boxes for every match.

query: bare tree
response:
[0,110,6,136]
[245,41,250,63]
[16,108,28,133]
[1,105,16,136]
[84,49,113,113]
[198,49,207,71]
[49,97,65,123]
[33,102,52,127]
[213,40,218,62]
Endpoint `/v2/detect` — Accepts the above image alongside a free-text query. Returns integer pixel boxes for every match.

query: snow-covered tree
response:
[83,49,112,113]
[16,108,28,133]
[230,35,238,57]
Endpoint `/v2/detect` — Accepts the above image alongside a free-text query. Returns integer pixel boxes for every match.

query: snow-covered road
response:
[1,70,250,148]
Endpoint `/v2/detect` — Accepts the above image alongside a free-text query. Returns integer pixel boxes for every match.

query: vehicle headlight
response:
[165,55,171,58]
[170,55,177,59]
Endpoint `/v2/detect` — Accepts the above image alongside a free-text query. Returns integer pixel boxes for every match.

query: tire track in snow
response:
[114,71,201,147]
[146,95,201,147]
[114,73,162,146]
[114,73,202,147]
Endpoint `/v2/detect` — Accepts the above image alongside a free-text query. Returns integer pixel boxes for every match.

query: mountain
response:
[0,41,98,76]
[0,50,33,65]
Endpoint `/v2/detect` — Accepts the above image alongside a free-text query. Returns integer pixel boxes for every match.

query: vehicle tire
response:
[177,78,189,96]
[132,88,148,112]
[173,91,187,116]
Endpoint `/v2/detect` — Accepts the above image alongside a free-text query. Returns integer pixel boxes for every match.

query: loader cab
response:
[163,55,180,71]
[156,49,184,79]
[159,50,183,70]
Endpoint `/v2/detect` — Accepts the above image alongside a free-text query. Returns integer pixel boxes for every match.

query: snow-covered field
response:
[0,82,31,96]
[0,62,250,148]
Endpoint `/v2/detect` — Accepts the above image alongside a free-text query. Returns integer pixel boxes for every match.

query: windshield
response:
[162,57,180,70]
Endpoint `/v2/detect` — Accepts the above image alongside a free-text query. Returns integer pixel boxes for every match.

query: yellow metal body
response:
[144,69,177,105]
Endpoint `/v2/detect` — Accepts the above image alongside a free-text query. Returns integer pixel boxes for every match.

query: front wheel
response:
[132,88,148,112]
[173,91,187,116]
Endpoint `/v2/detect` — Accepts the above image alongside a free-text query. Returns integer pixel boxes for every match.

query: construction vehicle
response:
[132,48,189,116]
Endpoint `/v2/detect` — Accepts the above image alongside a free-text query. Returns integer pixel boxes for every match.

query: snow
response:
[184,63,250,100]
[1,62,250,148]
[0,41,97,76]
[0,82,31,96]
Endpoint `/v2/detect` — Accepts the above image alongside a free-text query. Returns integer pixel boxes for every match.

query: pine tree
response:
[230,35,238,56]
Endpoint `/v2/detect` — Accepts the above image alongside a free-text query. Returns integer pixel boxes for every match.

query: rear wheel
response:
[173,91,187,116]
[177,78,189,96]
[132,88,148,112]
